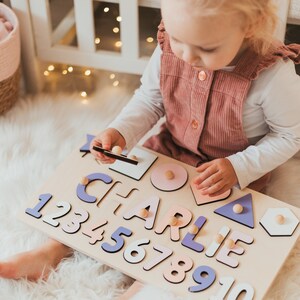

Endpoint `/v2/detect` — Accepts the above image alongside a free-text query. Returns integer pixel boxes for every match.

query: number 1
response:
[25,193,52,218]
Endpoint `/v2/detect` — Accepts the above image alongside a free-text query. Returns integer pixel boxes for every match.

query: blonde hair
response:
[190,0,278,55]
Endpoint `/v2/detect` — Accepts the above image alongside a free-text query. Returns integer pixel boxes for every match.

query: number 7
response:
[143,244,173,271]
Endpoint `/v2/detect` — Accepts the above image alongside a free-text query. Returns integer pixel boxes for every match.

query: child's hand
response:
[193,158,238,196]
[89,128,126,164]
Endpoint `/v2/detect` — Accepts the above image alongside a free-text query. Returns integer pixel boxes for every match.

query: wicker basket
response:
[0,3,20,114]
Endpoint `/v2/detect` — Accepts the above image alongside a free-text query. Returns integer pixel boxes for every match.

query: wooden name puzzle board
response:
[20,136,300,299]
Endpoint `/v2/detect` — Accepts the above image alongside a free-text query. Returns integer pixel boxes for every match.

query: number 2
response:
[42,201,71,227]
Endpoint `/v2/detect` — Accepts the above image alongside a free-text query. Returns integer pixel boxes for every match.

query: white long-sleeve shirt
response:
[109,46,300,189]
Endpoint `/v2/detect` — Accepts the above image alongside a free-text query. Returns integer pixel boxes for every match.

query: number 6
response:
[123,238,150,264]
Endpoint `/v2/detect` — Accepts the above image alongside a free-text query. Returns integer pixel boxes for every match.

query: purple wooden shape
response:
[188,265,216,292]
[181,216,206,252]
[76,173,113,203]
[80,134,95,153]
[214,193,254,228]
[25,193,52,218]
[101,226,132,253]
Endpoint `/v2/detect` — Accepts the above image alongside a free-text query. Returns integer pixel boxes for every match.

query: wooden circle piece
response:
[169,216,178,226]
[129,154,138,161]
[275,214,285,225]
[165,170,175,180]
[233,203,243,214]
[214,233,224,244]
[111,146,122,155]
[139,208,148,218]
[188,224,199,235]
[80,176,89,185]
[151,163,188,191]
[225,238,235,249]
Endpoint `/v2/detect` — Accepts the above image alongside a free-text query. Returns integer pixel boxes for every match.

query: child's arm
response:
[108,46,164,152]
[194,59,300,194]
[90,46,164,164]
[227,60,300,190]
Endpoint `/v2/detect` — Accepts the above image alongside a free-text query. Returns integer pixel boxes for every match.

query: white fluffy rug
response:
[0,86,299,299]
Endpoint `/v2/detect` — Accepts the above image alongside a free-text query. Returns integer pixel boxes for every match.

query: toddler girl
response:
[0,1,299,294]
[92,0,300,197]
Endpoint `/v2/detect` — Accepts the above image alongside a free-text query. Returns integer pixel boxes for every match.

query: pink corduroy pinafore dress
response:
[144,23,300,169]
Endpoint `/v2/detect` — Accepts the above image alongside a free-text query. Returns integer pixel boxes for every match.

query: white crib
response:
[9,0,160,93]
[8,0,299,93]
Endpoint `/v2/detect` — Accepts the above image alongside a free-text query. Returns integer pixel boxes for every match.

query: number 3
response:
[62,208,89,234]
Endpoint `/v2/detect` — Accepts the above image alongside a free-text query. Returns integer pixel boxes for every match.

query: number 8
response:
[163,255,193,284]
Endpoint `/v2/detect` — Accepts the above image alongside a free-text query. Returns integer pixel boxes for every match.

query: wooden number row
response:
[26,195,254,298]
[103,227,254,299]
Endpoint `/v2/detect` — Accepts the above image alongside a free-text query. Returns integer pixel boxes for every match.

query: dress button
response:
[198,70,207,81]
[191,119,198,129]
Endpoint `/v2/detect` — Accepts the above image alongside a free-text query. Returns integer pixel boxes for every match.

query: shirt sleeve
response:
[227,59,300,189]
[108,45,164,151]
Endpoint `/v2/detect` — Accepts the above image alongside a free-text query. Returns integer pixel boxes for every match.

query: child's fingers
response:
[193,164,219,186]
[89,138,111,162]
[93,150,116,164]
[89,138,100,152]
[89,139,101,157]
[202,182,231,197]
[99,157,116,164]
[195,171,222,190]
[200,179,225,195]
[195,161,211,172]
[100,135,112,150]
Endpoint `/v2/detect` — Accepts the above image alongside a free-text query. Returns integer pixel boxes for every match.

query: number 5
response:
[101,226,132,253]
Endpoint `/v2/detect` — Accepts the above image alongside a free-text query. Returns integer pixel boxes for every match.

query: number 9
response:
[188,265,216,293]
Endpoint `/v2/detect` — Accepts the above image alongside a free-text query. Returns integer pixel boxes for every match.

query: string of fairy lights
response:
[43,5,156,101]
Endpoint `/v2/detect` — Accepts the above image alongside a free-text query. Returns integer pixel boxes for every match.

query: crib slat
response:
[99,0,160,9]
[139,0,161,8]
[120,0,139,59]
[39,45,148,74]
[10,0,43,93]
[52,8,75,46]
[74,0,96,53]
[29,0,52,48]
